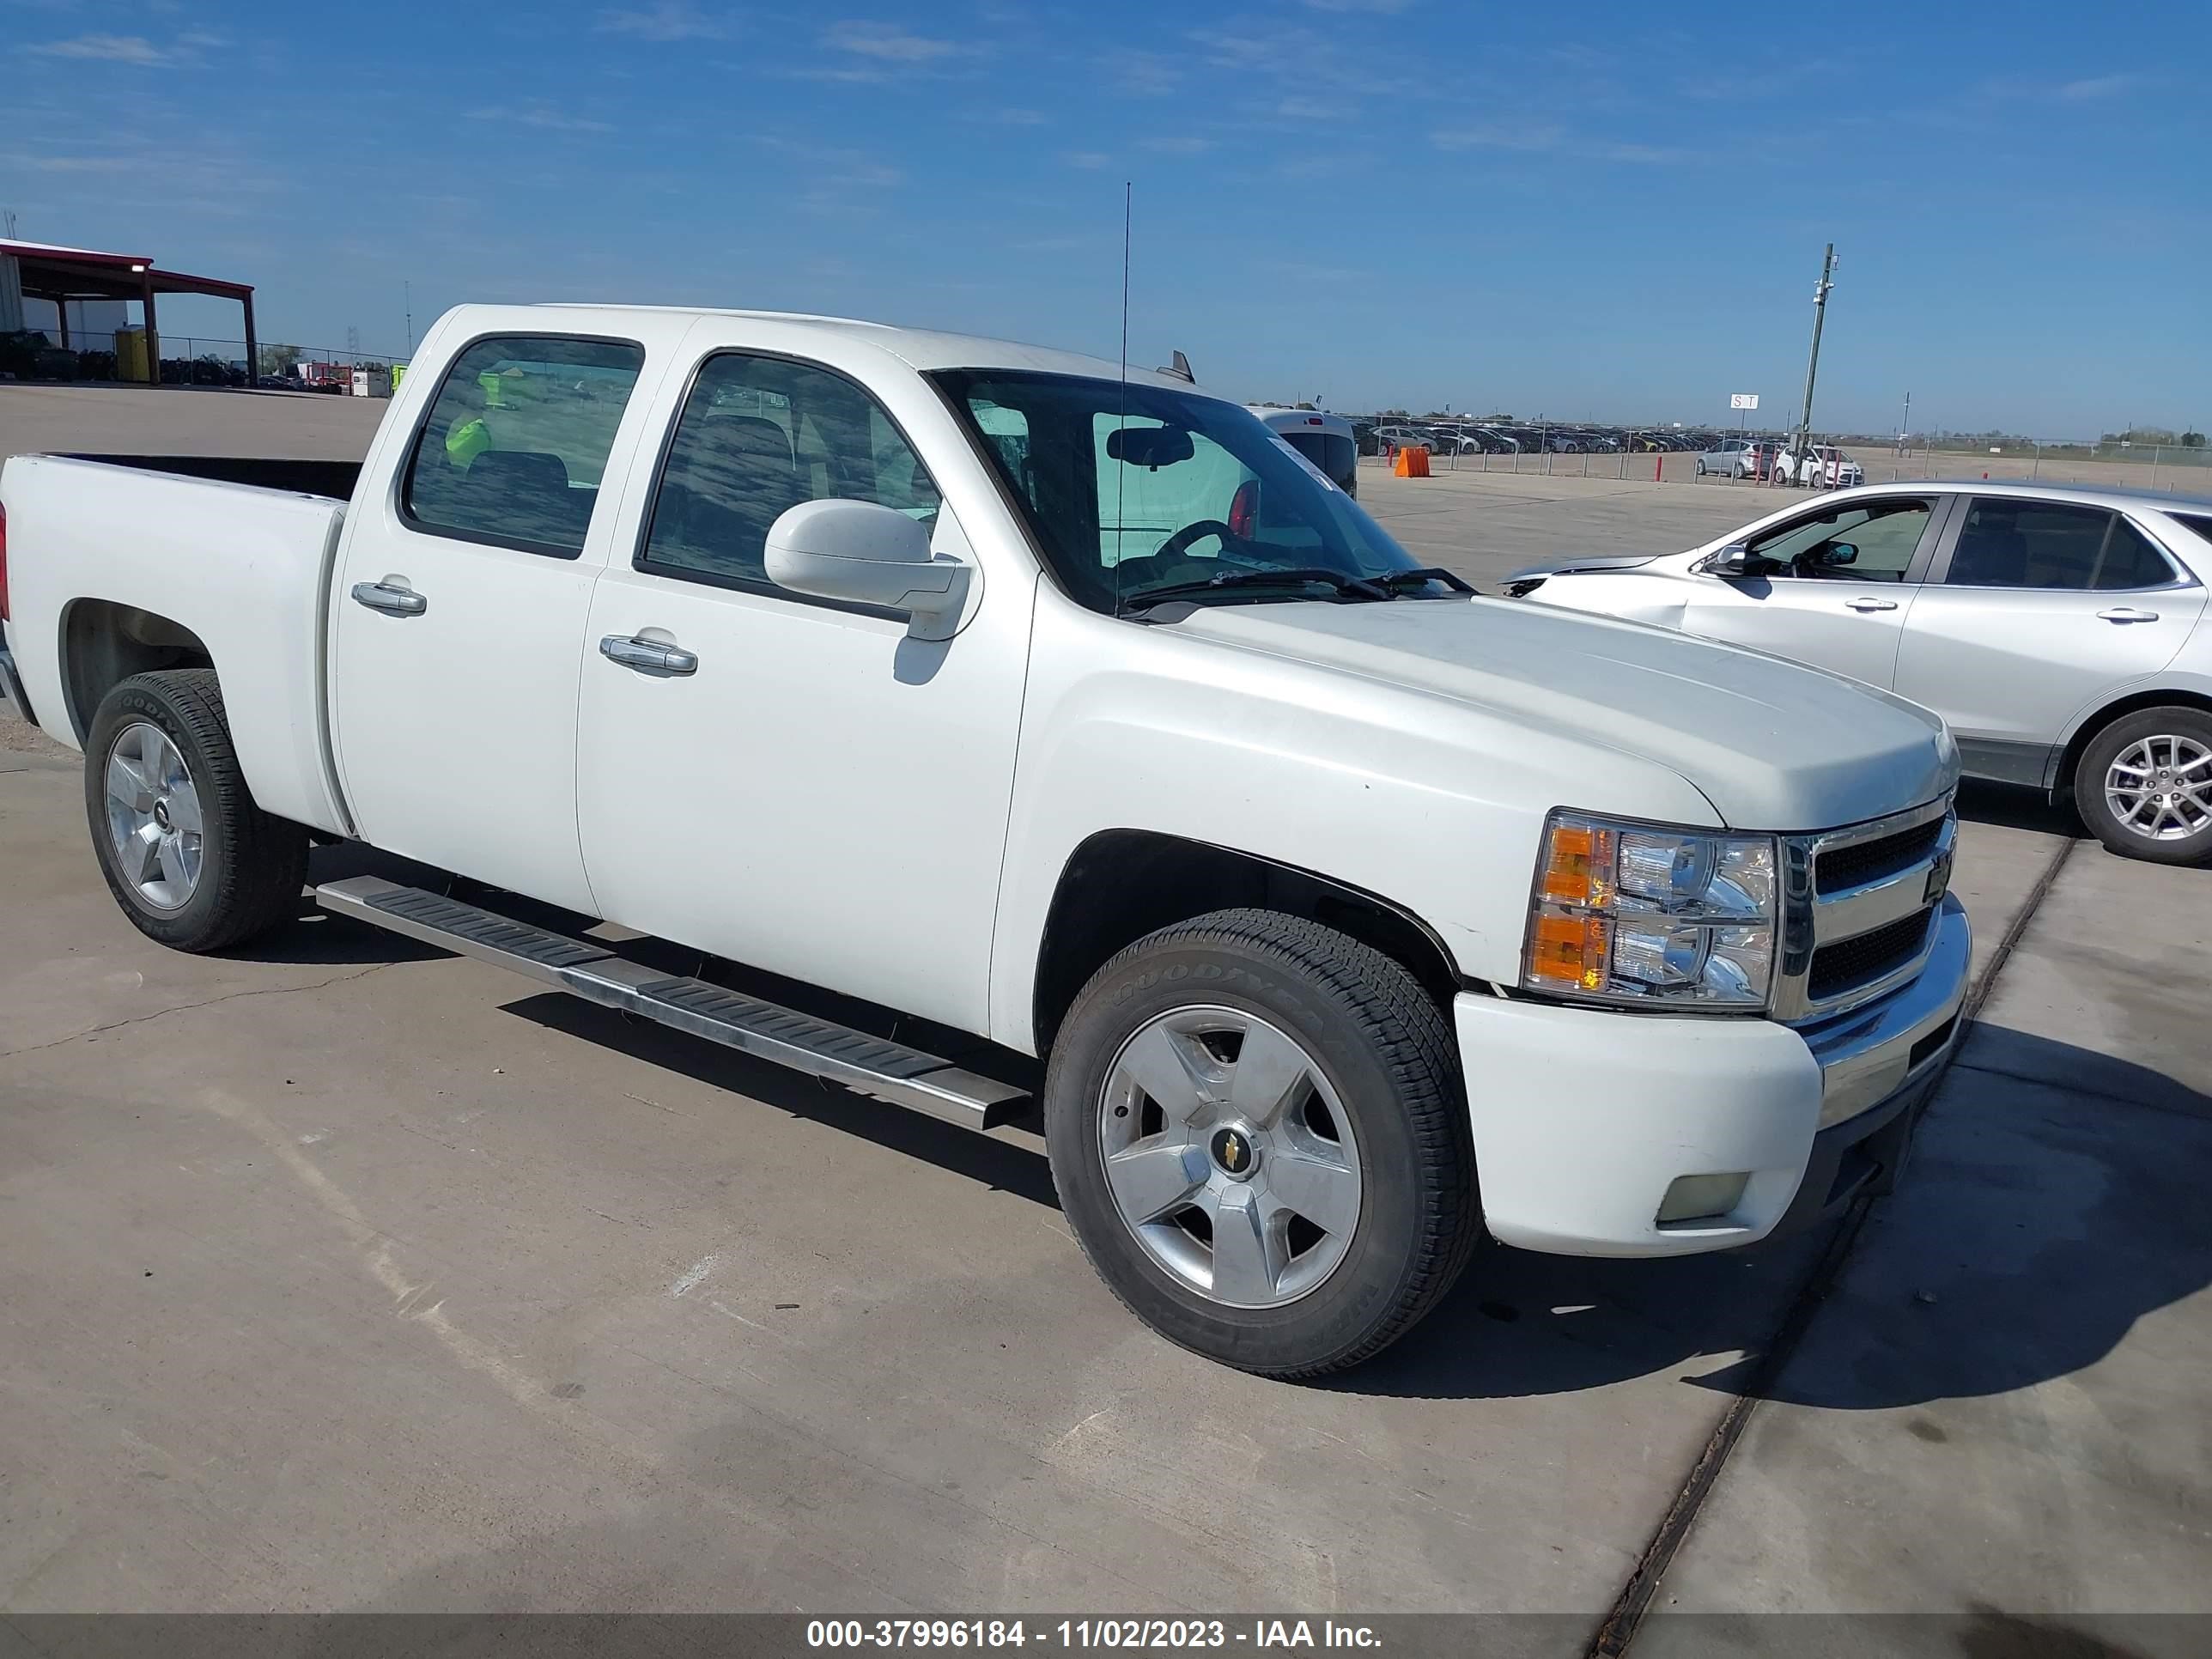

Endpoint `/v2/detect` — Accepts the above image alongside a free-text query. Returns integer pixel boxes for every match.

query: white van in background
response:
[1249,407,1360,498]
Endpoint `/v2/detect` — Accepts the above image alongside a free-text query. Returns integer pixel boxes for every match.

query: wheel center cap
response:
[1209,1125,1259,1179]
[152,799,173,831]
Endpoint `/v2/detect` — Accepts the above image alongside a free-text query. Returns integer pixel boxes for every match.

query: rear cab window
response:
[1279,429,1357,485]
[403,335,646,557]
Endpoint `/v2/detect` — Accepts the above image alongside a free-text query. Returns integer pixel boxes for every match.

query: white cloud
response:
[823,20,963,62]
[597,3,732,42]
[2057,73,2141,102]
[32,34,173,64]
[467,106,617,133]
[754,137,903,190]
[1138,136,1215,154]
[1103,48,1180,97]
[1429,122,1677,163]
[1297,0,1412,9]
[1061,150,1114,169]
[1431,122,1564,154]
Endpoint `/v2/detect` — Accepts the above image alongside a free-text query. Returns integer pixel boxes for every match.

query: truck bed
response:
[0,452,355,836]
[55,453,363,501]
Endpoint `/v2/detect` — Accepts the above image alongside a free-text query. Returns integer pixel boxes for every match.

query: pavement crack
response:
[0,963,397,1060]
[1583,830,2078,1658]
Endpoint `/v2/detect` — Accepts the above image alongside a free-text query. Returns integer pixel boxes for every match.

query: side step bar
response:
[315,877,1029,1131]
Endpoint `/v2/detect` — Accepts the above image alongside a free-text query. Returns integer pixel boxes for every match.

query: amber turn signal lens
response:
[1541,825,1592,902]
[1528,912,1609,992]
[1540,822,1614,906]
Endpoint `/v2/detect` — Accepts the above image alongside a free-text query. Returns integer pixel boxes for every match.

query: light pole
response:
[1791,243,1837,478]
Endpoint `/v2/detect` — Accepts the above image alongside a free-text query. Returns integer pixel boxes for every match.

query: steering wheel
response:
[1154,519,1243,562]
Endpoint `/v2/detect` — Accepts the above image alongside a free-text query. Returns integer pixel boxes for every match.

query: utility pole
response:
[1900,390,1911,454]
[404,282,413,356]
[1792,243,1836,475]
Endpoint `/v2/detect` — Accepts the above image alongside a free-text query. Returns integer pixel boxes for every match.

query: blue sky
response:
[7,0,2207,434]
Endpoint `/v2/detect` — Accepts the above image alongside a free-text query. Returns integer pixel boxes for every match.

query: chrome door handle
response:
[350,581,426,616]
[599,635,699,676]
[1844,597,1899,611]
[2096,607,2160,623]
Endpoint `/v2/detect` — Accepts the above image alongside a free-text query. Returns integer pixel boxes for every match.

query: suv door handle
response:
[350,580,426,616]
[1844,597,1899,611]
[2096,607,2160,623]
[599,635,699,676]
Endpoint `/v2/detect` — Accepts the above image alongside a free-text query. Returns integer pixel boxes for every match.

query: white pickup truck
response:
[0,304,1970,1375]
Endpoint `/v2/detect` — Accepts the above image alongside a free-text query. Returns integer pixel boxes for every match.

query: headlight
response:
[1522,811,1778,1009]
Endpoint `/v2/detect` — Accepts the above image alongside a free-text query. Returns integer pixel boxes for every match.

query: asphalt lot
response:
[3,389,2209,1644]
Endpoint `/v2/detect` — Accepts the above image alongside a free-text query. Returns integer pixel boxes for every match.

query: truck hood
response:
[1170,596,1956,831]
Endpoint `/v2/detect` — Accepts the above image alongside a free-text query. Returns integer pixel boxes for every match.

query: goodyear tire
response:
[1044,909,1479,1377]
[84,669,311,951]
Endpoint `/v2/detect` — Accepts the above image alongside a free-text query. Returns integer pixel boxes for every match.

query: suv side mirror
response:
[1821,542,1858,566]
[764,499,971,641]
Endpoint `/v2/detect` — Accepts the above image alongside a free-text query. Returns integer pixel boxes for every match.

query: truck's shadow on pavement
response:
[1953,776,2081,836]
[503,984,2212,1413]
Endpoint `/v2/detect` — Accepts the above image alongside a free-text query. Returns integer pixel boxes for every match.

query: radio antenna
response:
[1114,179,1131,614]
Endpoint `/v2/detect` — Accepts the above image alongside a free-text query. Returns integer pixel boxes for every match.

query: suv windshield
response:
[933,369,1430,613]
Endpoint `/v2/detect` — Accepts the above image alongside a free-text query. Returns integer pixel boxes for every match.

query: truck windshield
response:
[932,369,1430,614]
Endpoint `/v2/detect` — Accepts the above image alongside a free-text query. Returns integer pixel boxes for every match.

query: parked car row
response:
[1355,420,1745,459]
[1697,439,1865,488]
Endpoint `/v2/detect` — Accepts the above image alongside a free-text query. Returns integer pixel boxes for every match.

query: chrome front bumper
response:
[0,645,35,728]
[1801,893,1971,1129]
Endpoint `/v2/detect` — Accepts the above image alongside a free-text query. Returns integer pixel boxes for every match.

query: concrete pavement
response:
[3,392,2206,1639]
[1649,839,2212,1634]
[0,718,2130,1634]
[0,741,1826,1626]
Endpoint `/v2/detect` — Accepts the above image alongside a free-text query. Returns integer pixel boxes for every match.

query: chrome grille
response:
[1776,796,1955,1023]
[1809,909,1936,1000]
[1815,818,1945,896]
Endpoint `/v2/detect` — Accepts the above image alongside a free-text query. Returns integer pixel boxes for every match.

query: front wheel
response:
[2074,708,2212,864]
[84,669,311,951]
[1043,909,1480,1376]
[1696,459,1707,476]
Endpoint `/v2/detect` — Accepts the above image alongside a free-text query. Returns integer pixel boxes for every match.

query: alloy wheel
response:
[2105,734,2212,842]
[105,721,204,910]
[1097,1006,1364,1309]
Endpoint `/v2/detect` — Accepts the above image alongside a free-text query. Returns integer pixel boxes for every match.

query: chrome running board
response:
[315,876,1028,1131]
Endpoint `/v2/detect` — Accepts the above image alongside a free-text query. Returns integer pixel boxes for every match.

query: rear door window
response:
[1944,500,2177,591]
[403,335,645,558]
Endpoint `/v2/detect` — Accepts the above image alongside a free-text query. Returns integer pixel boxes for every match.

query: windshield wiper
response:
[1373,567,1479,595]
[1118,567,1391,614]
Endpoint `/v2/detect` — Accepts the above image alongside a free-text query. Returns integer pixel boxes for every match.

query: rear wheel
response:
[1696,459,1707,477]
[84,670,311,951]
[2074,708,2212,864]
[1043,909,1480,1377]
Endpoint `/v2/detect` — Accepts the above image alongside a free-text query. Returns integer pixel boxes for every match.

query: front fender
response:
[985,597,1716,1052]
